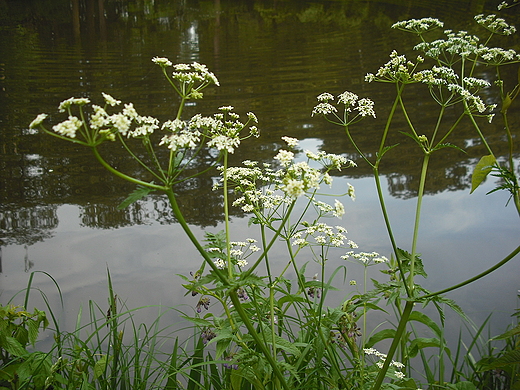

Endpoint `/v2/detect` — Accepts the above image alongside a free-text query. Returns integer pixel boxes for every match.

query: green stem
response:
[164,188,229,285]
[373,168,411,297]
[409,153,431,295]
[91,147,167,191]
[228,291,290,390]
[377,84,404,160]
[222,152,233,279]
[371,300,414,390]
[241,201,296,279]
[422,244,520,299]
[466,106,494,157]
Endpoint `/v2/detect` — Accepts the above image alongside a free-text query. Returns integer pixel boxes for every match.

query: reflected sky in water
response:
[0,0,519,339]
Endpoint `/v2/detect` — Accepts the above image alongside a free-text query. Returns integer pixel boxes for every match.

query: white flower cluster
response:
[160,108,258,154]
[475,14,516,35]
[414,30,480,61]
[159,119,200,151]
[52,116,83,138]
[58,97,90,113]
[414,66,459,86]
[207,238,260,270]
[29,113,48,129]
[152,56,173,67]
[226,162,287,212]
[363,348,406,380]
[312,91,376,121]
[477,46,520,65]
[292,223,355,248]
[413,66,493,112]
[365,50,424,84]
[153,58,220,88]
[391,17,444,34]
[226,139,355,219]
[341,251,388,265]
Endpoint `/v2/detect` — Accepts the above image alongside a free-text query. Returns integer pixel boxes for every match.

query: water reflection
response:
[0,1,519,336]
[2,0,519,240]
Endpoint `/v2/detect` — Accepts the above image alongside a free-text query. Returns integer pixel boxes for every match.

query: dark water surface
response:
[1,0,519,341]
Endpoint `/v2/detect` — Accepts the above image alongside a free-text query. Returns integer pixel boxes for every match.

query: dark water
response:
[1,0,519,340]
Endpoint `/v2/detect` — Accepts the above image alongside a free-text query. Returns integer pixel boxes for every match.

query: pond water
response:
[1,0,519,345]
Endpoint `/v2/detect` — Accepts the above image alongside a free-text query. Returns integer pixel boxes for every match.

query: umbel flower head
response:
[474,14,516,35]
[312,90,376,126]
[153,57,220,100]
[365,50,424,84]
[392,17,444,34]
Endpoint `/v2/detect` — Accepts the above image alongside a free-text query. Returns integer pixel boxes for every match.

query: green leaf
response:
[27,319,40,346]
[376,143,399,161]
[431,143,466,154]
[396,248,427,278]
[502,93,513,113]
[470,155,496,194]
[365,328,396,348]
[493,323,520,340]
[408,311,442,338]
[481,349,520,370]
[180,316,213,327]
[450,381,477,390]
[408,337,441,358]
[216,337,232,359]
[94,355,109,380]
[117,185,155,210]
[3,335,27,357]
[277,294,308,307]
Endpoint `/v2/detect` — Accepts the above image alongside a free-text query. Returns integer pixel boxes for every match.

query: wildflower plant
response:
[28,7,520,390]
[32,55,414,389]
[313,9,520,390]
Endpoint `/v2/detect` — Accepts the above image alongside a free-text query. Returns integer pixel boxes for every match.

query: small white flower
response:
[152,56,173,67]
[311,102,337,116]
[208,135,240,153]
[316,92,335,102]
[52,116,83,138]
[281,136,299,147]
[333,199,345,218]
[214,258,225,269]
[29,114,47,129]
[101,92,121,106]
[394,371,405,380]
[274,149,295,166]
[283,179,305,197]
[58,97,90,112]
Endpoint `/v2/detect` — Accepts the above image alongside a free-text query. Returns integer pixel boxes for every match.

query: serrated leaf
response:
[3,336,27,357]
[470,155,496,194]
[481,349,520,370]
[493,323,520,340]
[432,143,466,154]
[396,248,427,278]
[376,143,400,160]
[27,318,40,346]
[117,185,155,210]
